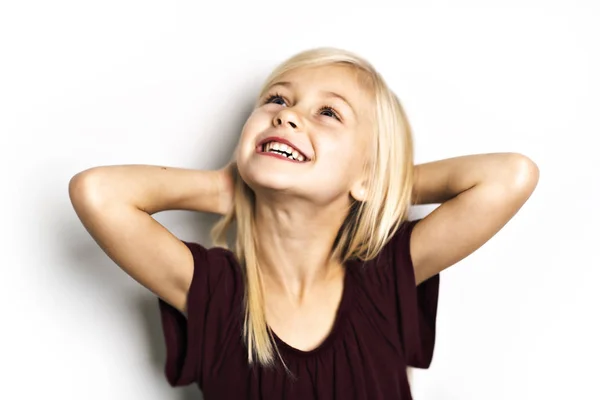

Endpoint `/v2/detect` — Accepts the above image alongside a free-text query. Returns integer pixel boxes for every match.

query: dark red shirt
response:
[157,219,440,399]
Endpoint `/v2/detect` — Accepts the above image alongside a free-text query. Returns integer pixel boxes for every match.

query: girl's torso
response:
[157,220,439,400]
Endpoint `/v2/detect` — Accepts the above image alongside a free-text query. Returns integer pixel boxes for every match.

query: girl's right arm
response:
[68,165,232,316]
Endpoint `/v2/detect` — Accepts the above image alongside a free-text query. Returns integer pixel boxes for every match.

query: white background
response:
[1,1,598,399]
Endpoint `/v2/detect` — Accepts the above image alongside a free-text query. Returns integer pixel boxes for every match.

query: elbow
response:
[507,153,540,197]
[69,169,105,212]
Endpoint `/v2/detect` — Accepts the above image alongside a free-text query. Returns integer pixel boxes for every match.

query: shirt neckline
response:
[268,259,357,359]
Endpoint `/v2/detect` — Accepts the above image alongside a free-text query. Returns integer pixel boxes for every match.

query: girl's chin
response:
[244,179,295,194]
[239,165,301,188]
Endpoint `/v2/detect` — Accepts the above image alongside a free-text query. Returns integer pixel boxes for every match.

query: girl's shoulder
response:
[349,218,440,369]
[182,240,244,289]
[157,241,245,387]
[350,219,420,281]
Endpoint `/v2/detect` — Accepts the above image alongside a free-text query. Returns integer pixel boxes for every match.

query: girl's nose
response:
[273,108,302,130]
[276,118,297,129]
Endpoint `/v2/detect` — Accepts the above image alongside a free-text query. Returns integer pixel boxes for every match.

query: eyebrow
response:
[269,81,356,118]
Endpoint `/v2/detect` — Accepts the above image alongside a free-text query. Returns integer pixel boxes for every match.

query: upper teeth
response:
[263,141,306,162]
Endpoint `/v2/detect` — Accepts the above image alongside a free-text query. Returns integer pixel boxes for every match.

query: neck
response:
[253,192,350,301]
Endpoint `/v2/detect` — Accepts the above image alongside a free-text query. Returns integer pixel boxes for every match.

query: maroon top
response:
[157,219,440,399]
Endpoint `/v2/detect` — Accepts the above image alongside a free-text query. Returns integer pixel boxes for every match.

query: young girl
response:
[69,47,539,399]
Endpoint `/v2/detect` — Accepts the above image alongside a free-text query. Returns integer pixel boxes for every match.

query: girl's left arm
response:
[410,152,539,285]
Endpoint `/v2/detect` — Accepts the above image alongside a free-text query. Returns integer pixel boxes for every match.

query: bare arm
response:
[69,165,232,314]
[410,153,539,285]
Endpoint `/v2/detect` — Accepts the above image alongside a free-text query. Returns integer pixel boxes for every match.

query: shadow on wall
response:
[62,207,219,399]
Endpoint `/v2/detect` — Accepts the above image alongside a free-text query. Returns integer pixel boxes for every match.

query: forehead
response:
[279,64,364,85]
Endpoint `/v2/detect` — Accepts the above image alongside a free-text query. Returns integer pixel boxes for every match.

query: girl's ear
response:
[350,181,368,202]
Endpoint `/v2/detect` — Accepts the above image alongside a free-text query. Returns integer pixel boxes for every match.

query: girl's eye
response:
[264,93,287,106]
[264,93,340,121]
[318,106,340,121]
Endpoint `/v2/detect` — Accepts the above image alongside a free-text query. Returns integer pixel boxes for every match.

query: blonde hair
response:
[211,47,415,368]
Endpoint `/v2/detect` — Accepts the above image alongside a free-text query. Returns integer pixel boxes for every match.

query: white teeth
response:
[262,141,307,162]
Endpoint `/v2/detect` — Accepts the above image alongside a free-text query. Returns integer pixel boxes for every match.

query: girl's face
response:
[237,64,374,205]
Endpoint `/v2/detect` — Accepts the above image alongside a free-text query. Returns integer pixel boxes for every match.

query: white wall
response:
[2,1,598,399]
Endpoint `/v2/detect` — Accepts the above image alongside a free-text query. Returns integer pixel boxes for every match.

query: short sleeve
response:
[389,218,440,368]
[157,241,242,387]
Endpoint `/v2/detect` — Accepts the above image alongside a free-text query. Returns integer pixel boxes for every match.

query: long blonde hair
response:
[211,47,415,367]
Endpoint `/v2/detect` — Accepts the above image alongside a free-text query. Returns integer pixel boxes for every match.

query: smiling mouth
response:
[258,140,310,162]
